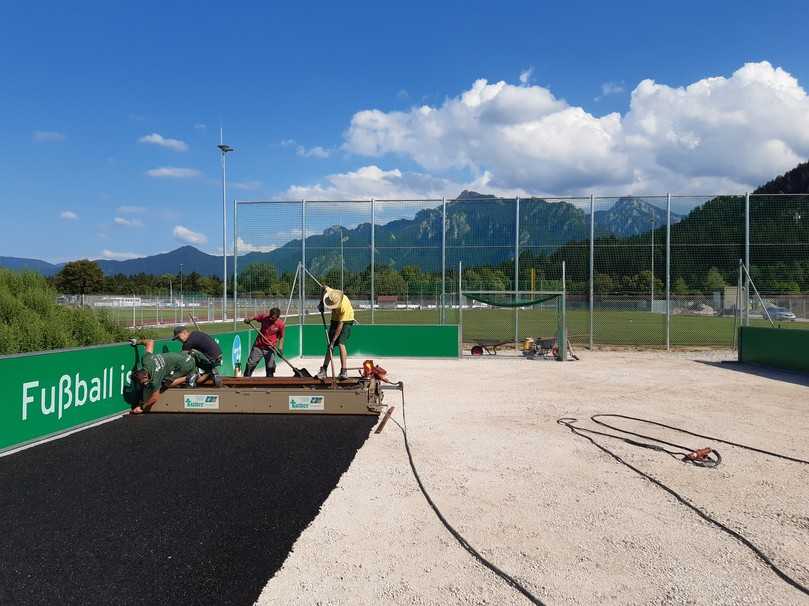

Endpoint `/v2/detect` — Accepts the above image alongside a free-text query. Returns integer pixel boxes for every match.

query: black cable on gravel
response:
[558,415,809,598]
[0,414,376,606]
[394,394,546,605]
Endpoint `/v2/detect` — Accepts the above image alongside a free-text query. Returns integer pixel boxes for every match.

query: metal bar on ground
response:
[374,406,396,434]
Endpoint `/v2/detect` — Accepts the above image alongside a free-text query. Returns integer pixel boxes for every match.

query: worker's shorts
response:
[328,321,353,347]
[190,350,222,374]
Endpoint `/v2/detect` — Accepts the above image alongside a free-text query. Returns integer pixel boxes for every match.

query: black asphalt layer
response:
[0,414,377,606]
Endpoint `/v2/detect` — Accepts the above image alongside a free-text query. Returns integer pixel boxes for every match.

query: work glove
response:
[243,318,252,325]
[128,338,138,347]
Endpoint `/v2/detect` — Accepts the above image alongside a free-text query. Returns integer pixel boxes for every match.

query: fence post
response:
[233,199,238,331]
[666,193,671,351]
[371,198,375,325]
[458,261,463,347]
[589,193,595,350]
[441,196,447,324]
[514,196,520,350]
[300,199,306,354]
[744,191,750,326]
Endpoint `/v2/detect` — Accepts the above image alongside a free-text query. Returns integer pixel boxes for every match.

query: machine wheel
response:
[470,344,484,356]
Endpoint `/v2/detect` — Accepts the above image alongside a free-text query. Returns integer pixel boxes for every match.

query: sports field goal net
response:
[460,289,569,360]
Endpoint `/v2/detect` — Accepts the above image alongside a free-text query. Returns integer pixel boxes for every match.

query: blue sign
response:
[232,334,242,368]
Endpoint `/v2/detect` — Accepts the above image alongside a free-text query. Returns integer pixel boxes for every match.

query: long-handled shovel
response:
[248,321,312,378]
[319,304,337,385]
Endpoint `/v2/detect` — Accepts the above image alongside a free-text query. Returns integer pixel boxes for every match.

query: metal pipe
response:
[441,196,447,324]
[744,192,750,326]
[514,196,520,351]
[666,193,671,351]
[560,261,567,362]
[233,199,238,330]
[589,193,594,350]
[300,199,306,355]
[371,198,375,325]
[458,261,463,355]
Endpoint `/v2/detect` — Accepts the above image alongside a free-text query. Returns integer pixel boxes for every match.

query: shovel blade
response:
[294,368,313,378]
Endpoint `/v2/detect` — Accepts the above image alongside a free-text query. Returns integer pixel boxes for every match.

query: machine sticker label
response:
[289,395,325,411]
[184,394,220,410]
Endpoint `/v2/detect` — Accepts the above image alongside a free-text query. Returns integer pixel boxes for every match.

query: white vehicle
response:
[766,306,796,321]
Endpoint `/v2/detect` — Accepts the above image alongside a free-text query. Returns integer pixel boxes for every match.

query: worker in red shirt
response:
[243,307,285,377]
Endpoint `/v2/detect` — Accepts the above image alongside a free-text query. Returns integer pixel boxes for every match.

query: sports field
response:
[144,308,808,348]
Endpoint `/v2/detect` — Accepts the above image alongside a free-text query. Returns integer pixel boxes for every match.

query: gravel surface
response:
[257,352,809,605]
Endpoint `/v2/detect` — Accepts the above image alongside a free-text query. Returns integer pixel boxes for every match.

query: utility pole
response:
[218,129,234,322]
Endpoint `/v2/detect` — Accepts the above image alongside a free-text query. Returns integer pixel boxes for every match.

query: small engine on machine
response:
[521,337,579,361]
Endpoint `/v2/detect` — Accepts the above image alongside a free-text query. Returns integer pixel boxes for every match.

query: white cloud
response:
[173,225,207,245]
[33,130,65,143]
[282,164,485,200]
[194,123,207,130]
[595,81,625,101]
[146,167,201,178]
[281,139,331,159]
[60,210,78,220]
[117,205,146,214]
[138,133,188,151]
[236,237,277,253]
[340,62,809,194]
[113,216,144,227]
[519,67,534,85]
[101,249,142,260]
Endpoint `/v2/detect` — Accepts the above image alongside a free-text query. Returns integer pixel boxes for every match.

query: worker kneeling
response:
[129,338,202,414]
[316,286,354,381]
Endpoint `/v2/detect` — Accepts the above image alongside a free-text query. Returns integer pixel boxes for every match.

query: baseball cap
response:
[172,325,187,339]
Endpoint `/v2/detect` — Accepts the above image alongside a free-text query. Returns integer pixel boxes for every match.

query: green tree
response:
[593,273,615,294]
[54,260,104,304]
[704,267,726,291]
[672,277,690,295]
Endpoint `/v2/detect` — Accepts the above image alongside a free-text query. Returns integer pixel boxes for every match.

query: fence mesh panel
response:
[303,201,372,323]
[225,194,809,351]
[592,196,667,347]
[750,194,809,322]
[670,195,743,348]
[374,199,443,325]
[236,201,303,323]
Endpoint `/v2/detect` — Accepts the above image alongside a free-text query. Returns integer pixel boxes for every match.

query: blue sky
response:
[1,0,808,262]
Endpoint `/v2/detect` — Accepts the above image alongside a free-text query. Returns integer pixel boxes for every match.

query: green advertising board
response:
[299,324,459,358]
[0,330,253,453]
[738,326,809,373]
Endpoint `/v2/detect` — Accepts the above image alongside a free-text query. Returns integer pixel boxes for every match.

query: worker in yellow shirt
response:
[316,286,354,380]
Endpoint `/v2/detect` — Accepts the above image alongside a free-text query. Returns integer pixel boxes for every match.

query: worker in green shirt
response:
[129,338,200,414]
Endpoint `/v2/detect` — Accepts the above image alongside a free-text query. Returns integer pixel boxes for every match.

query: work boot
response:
[315,366,327,380]
[186,373,197,388]
[212,369,223,387]
[338,369,349,380]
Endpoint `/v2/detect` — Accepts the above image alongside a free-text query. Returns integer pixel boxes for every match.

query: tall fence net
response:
[91,194,809,350]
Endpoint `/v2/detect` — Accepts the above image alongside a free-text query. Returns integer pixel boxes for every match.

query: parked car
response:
[766,306,797,321]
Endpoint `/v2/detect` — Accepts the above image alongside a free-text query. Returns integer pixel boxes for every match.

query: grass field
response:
[134,307,807,348]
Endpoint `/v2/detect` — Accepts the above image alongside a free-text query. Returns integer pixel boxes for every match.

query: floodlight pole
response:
[218,135,234,323]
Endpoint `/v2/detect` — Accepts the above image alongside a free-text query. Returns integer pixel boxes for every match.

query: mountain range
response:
[0,195,682,277]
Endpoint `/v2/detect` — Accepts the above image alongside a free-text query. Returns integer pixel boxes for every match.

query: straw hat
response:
[322,286,344,310]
